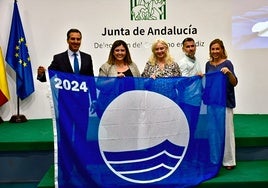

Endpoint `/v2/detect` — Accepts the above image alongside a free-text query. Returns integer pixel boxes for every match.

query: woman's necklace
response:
[157,61,165,70]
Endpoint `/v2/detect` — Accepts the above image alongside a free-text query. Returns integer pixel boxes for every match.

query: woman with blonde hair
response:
[141,39,181,100]
[142,39,181,78]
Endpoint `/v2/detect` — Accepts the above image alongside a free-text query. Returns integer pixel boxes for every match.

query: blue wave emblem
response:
[103,140,185,182]
[98,90,189,184]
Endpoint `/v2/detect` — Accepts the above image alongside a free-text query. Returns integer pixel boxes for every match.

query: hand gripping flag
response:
[5,1,34,100]
[49,70,226,188]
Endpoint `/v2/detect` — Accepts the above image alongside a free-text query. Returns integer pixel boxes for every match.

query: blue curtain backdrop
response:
[49,70,226,188]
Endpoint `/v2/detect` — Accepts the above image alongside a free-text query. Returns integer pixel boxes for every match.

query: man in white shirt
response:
[177,38,203,160]
[179,37,202,76]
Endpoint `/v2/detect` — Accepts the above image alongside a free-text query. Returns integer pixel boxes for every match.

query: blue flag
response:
[49,70,226,188]
[5,1,34,100]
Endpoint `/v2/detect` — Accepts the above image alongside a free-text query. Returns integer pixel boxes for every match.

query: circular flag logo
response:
[98,90,189,184]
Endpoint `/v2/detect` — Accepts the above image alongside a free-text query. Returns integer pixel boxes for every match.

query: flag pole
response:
[9,96,27,123]
[6,0,33,123]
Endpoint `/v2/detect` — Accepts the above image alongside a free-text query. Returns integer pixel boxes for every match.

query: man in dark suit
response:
[37,28,95,80]
[37,28,97,185]
[37,28,97,105]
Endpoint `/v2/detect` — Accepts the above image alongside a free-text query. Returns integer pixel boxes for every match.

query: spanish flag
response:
[0,47,10,106]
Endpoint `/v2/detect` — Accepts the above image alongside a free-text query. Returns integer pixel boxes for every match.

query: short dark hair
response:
[67,28,82,40]
[182,37,195,46]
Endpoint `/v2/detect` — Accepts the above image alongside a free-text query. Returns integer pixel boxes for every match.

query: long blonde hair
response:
[149,39,174,65]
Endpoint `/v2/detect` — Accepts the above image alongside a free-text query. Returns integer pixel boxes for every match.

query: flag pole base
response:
[9,114,27,123]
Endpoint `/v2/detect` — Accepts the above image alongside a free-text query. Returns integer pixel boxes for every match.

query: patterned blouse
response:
[141,61,181,101]
[141,61,181,77]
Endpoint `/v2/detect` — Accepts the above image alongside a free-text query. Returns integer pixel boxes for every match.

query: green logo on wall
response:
[130,0,166,21]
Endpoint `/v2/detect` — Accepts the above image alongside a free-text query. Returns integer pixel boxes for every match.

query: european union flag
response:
[49,70,226,188]
[5,1,34,100]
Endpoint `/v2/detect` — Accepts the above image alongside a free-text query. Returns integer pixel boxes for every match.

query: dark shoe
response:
[225,166,235,170]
